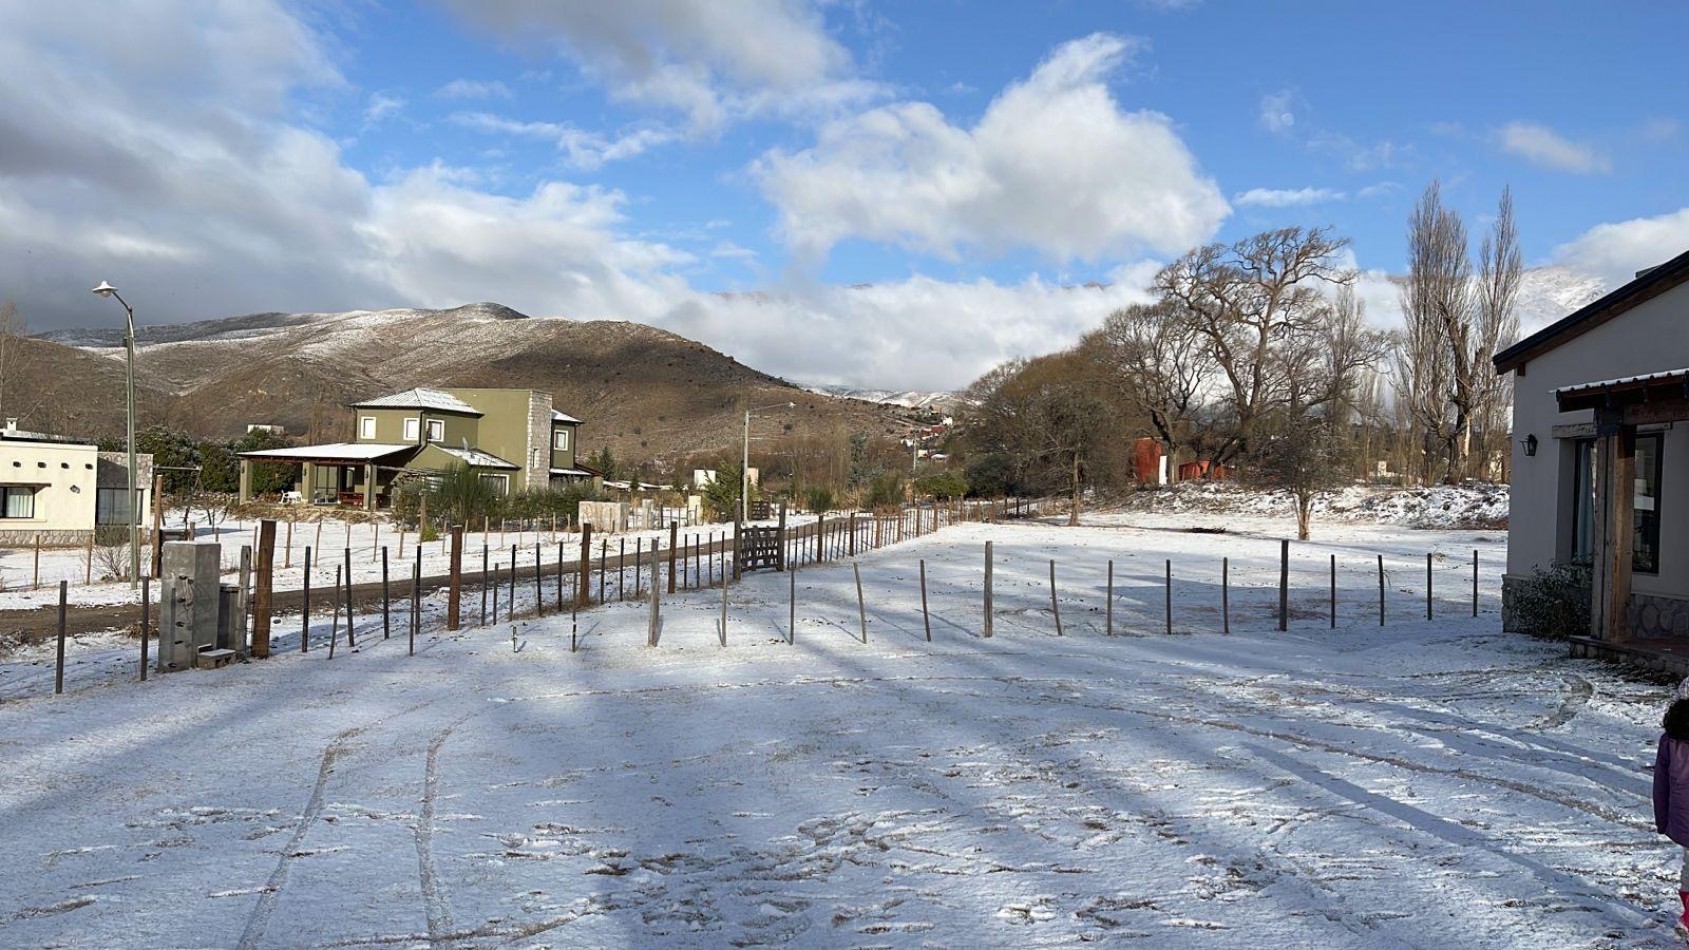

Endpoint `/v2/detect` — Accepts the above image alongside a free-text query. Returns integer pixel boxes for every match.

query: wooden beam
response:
[1623,398,1689,427]
[1608,425,1636,642]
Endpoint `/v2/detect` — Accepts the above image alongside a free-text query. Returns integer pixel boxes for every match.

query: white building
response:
[1494,249,1689,645]
[0,422,154,545]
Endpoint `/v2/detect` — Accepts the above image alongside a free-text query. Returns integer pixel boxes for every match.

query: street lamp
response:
[92,281,139,588]
[742,400,795,523]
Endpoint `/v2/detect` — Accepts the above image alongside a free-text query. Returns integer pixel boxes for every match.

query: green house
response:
[238,387,588,509]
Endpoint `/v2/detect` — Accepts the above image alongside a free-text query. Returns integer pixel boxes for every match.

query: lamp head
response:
[92,281,118,298]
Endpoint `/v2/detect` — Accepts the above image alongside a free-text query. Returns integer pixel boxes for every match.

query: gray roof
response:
[552,409,581,424]
[352,388,481,414]
[240,443,415,462]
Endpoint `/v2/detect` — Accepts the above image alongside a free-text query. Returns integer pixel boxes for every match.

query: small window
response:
[403,418,420,441]
[1636,434,1663,574]
[359,416,376,440]
[478,473,509,496]
[426,419,445,443]
[1,486,36,519]
[553,429,570,451]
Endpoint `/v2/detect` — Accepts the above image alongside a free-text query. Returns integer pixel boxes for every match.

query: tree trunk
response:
[1069,453,1081,526]
[1296,494,1312,541]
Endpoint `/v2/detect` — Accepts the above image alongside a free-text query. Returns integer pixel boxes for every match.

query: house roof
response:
[240,443,415,463]
[435,446,518,470]
[1554,366,1689,413]
[551,409,581,424]
[1493,247,1689,374]
[351,388,481,414]
[549,467,593,477]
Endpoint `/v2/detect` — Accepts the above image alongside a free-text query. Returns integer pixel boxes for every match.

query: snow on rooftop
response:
[1554,366,1689,396]
[551,409,581,424]
[239,442,413,461]
[353,388,481,414]
[435,446,518,469]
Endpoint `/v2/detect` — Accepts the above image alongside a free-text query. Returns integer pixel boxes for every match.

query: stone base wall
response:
[0,529,95,547]
[1630,591,1689,639]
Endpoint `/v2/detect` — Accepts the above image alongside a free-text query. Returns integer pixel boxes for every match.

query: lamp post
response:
[742,401,795,523]
[92,281,139,588]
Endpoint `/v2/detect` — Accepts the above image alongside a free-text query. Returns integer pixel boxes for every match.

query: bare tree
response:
[0,300,29,425]
[1085,301,1215,476]
[1155,227,1356,466]
[1474,188,1522,477]
[1397,181,1520,482]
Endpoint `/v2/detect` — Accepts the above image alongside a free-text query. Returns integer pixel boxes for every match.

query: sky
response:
[2,1,1686,390]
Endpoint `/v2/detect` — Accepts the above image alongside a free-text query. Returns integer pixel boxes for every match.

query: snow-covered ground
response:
[0,510,1679,947]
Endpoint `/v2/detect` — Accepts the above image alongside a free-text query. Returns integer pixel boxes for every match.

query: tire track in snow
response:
[236,728,354,950]
[416,716,471,944]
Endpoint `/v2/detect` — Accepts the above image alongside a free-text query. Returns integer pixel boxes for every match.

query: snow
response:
[0,508,1681,947]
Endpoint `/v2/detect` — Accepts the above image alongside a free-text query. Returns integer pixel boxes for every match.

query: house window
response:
[1,486,36,519]
[478,473,509,496]
[403,418,420,441]
[427,419,445,443]
[553,429,570,451]
[96,488,132,525]
[1637,434,1663,574]
[1568,434,1663,574]
[360,416,376,440]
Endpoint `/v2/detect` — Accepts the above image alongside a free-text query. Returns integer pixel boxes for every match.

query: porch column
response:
[302,462,315,502]
[1590,411,1636,641]
[364,463,376,511]
[238,459,253,504]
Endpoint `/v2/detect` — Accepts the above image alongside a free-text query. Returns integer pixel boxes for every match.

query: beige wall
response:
[0,440,99,542]
[1506,283,1689,600]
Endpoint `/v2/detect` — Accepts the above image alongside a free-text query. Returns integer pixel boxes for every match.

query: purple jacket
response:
[1655,735,1689,846]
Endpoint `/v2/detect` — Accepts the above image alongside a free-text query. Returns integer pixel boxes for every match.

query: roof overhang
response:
[436,446,518,470]
[1555,366,1689,416]
[549,467,592,477]
[240,443,416,464]
[1494,246,1689,376]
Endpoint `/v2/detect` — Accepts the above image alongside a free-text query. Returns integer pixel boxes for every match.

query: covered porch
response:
[238,443,417,511]
[1556,367,1689,668]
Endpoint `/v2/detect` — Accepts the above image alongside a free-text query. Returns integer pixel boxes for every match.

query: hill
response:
[32,303,921,464]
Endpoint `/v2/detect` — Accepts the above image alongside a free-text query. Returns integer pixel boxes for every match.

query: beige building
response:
[1494,249,1689,646]
[239,387,588,508]
[0,423,154,545]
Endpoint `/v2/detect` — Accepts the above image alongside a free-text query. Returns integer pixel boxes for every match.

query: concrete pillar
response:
[301,461,315,503]
[159,541,222,673]
[238,459,253,504]
[365,463,377,511]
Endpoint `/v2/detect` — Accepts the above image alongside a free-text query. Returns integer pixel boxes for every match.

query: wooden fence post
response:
[920,559,931,642]
[1472,549,1479,617]
[382,546,391,639]
[328,565,342,659]
[1049,560,1063,636]
[301,546,312,653]
[140,576,150,680]
[1222,557,1229,635]
[447,526,462,631]
[647,542,660,648]
[533,543,543,617]
[983,541,994,639]
[1106,560,1114,637]
[788,563,797,645]
[1426,553,1434,620]
[1165,559,1172,636]
[342,548,355,648]
[253,519,275,658]
[669,521,679,593]
[410,549,420,655]
[1378,554,1385,626]
[1278,540,1289,632]
[578,524,592,609]
[718,568,728,648]
[1330,554,1337,629]
[55,581,67,695]
[853,562,868,644]
[848,512,857,557]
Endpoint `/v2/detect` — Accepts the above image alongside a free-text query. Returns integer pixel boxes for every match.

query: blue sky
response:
[2,1,1685,388]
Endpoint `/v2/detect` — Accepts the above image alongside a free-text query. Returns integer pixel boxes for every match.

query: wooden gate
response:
[739,524,784,571]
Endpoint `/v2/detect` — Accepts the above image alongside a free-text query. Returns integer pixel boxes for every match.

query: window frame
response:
[359,416,376,440]
[478,473,509,496]
[1567,433,1664,574]
[553,428,570,451]
[1,485,37,519]
[403,417,420,441]
[426,419,445,443]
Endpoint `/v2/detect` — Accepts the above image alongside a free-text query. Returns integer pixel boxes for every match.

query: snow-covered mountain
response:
[803,386,960,412]
[1509,265,1608,337]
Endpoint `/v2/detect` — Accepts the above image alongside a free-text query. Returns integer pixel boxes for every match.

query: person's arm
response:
[1657,736,1672,834]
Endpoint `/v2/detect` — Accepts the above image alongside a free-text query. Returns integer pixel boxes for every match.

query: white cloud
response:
[752,33,1228,263]
[0,4,1180,391]
[438,0,885,131]
[1552,207,1689,286]
[1497,121,1610,174]
[450,112,676,169]
[1233,187,1345,208]
[436,78,513,100]
[1259,90,1297,136]
[364,92,406,125]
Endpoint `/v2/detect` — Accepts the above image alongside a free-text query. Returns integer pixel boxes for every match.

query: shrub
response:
[1509,562,1591,641]
[865,472,904,508]
[805,486,834,515]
